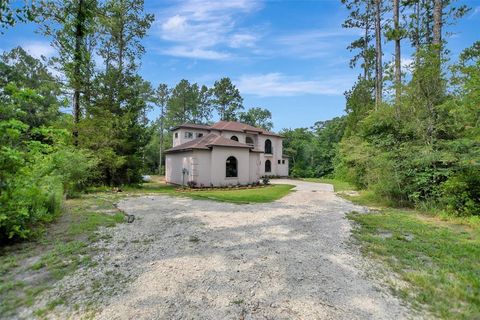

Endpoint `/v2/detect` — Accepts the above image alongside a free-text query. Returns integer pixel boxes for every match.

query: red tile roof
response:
[165,133,252,153]
[170,123,211,131]
[210,121,263,133]
[171,121,282,137]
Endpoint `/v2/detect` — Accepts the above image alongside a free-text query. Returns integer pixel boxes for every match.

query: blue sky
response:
[1,0,480,131]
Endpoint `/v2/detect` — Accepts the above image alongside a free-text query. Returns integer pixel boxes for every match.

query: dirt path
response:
[33,180,415,319]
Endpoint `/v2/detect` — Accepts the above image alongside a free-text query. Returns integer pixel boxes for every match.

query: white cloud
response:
[162,14,187,32]
[274,29,359,59]
[161,46,231,60]
[472,6,480,16]
[22,41,55,59]
[401,57,414,69]
[236,73,353,97]
[229,33,257,48]
[154,0,262,59]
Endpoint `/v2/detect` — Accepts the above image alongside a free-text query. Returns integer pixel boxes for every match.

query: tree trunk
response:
[364,0,371,80]
[423,0,432,44]
[414,1,420,62]
[374,0,383,110]
[433,0,442,48]
[393,0,401,112]
[72,0,85,146]
[159,105,164,175]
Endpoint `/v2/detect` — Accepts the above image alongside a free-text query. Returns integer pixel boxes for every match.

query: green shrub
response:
[45,148,99,198]
[441,168,480,216]
[0,122,98,242]
[262,176,270,185]
[0,166,64,242]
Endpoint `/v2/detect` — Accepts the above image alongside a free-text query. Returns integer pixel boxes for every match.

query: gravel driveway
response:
[35,180,415,319]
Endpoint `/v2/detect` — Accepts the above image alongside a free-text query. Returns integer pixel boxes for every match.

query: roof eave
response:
[207,144,252,149]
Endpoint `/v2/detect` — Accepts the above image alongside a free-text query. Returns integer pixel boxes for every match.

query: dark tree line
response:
[0,0,159,241]
[337,0,478,216]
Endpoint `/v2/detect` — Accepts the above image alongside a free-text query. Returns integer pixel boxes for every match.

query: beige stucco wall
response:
[278,157,289,176]
[190,150,211,187]
[257,135,285,176]
[210,147,251,186]
[249,153,261,182]
[219,131,258,146]
[167,128,289,185]
[165,152,193,185]
[172,128,210,147]
[165,150,212,186]
[217,130,286,177]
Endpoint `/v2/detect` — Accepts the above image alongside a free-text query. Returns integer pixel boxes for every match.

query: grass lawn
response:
[301,177,356,192]
[184,184,295,203]
[120,176,295,204]
[0,195,125,317]
[1,177,294,317]
[348,209,480,319]
[303,177,480,318]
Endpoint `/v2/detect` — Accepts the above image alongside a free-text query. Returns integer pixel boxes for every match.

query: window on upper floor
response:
[264,139,272,154]
[175,132,178,138]
[231,136,239,142]
[185,132,193,139]
[282,160,285,164]
[278,160,281,164]
[246,136,254,145]
[197,133,203,138]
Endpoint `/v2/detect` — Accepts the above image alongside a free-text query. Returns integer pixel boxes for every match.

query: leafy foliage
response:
[0,80,97,242]
[334,43,480,216]
[281,117,346,178]
[239,107,273,131]
[212,77,244,121]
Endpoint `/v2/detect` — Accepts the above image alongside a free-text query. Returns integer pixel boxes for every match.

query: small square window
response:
[175,132,178,138]
[197,133,203,138]
[184,132,193,139]
[278,160,281,164]
[282,160,285,164]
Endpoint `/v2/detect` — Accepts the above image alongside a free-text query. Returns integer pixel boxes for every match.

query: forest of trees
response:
[0,0,275,242]
[283,0,479,216]
[0,0,478,242]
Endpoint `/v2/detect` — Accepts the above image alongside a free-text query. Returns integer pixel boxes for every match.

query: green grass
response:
[341,189,397,208]
[0,195,125,317]
[348,209,480,319]
[301,178,356,192]
[185,184,295,204]
[0,177,293,317]
[319,177,480,318]
[117,177,294,204]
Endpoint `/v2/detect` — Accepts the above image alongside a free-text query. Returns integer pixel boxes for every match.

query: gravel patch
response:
[27,179,418,319]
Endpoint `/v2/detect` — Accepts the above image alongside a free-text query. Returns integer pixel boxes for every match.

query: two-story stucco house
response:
[164,121,289,186]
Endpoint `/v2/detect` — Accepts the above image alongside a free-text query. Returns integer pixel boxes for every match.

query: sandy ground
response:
[29,180,417,319]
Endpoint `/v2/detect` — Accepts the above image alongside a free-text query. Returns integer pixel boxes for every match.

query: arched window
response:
[226,156,238,177]
[246,136,254,145]
[230,135,239,141]
[265,160,271,173]
[264,139,272,154]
